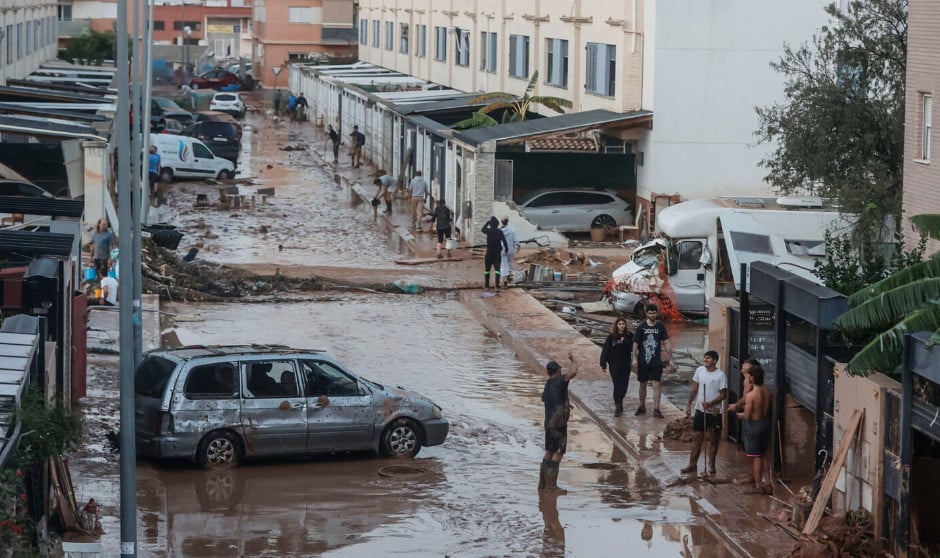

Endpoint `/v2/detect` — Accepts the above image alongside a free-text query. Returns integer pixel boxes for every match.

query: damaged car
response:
[134,345,449,468]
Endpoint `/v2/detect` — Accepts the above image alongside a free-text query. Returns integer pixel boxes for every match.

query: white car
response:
[209,92,246,118]
[518,188,634,232]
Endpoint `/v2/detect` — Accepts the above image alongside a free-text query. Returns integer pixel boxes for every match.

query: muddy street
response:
[132,297,720,557]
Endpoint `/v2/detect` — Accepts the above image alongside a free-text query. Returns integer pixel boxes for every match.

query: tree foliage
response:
[455,72,573,129]
[60,28,119,65]
[755,0,908,230]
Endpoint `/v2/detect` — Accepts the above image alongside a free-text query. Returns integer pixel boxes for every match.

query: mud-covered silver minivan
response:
[134,345,449,468]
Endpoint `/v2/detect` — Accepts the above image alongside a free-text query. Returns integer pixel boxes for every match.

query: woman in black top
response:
[600,317,631,417]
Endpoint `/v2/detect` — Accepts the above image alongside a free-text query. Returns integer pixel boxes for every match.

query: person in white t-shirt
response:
[97,276,118,306]
[681,350,727,476]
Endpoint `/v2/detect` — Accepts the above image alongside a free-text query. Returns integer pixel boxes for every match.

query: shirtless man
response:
[737,364,773,493]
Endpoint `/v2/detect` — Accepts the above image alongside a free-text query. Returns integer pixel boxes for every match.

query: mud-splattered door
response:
[240,359,307,455]
[299,359,373,451]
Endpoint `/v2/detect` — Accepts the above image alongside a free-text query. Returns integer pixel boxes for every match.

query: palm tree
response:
[454,71,573,129]
[834,214,940,375]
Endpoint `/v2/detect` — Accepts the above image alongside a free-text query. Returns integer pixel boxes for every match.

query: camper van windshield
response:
[632,244,664,268]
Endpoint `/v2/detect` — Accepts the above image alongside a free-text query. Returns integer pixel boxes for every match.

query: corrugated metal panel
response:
[0,196,84,217]
[0,230,74,256]
[785,342,817,410]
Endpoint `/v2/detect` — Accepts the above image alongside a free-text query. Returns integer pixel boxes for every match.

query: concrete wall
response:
[902,0,940,255]
[82,140,109,228]
[0,1,59,85]
[832,369,898,537]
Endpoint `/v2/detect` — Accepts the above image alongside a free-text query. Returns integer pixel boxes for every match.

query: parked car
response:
[181,121,240,164]
[194,111,243,141]
[157,118,187,135]
[134,345,450,468]
[208,92,246,118]
[151,97,194,129]
[150,133,235,182]
[0,179,54,199]
[517,188,634,232]
[189,69,242,90]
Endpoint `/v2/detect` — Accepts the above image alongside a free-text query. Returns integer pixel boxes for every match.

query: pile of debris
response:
[785,510,893,558]
[663,415,696,443]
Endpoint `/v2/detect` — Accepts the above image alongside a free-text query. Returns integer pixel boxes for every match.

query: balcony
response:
[58,19,90,38]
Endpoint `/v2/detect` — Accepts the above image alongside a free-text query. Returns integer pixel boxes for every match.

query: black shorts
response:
[743,417,771,457]
[636,364,663,383]
[692,410,722,432]
[544,427,567,454]
[437,227,452,243]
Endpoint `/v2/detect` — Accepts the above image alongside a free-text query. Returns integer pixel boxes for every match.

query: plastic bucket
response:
[445,238,459,250]
[84,267,96,281]
[553,271,562,281]
[590,227,607,242]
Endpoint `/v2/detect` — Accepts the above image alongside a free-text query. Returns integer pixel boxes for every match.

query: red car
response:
[188,69,241,90]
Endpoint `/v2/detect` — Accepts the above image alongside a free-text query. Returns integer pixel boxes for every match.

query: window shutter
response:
[509,36,517,76]
[586,43,598,91]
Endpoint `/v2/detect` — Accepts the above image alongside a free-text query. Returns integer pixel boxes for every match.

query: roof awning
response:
[0,230,75,257]
[0,197,84,218]
[453,109,653,147]
[0,115,107,141]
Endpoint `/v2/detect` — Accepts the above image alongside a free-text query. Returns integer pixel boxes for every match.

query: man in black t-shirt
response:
[632,304,673,418]
[540,353,578,492]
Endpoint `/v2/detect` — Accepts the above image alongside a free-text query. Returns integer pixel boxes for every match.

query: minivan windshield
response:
[135,356,177,397]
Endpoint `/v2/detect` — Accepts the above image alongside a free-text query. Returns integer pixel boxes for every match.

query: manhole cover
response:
[378,465,429,478]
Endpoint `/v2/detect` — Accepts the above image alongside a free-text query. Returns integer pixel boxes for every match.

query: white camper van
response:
[150,134,235,182]
[608,197,852,316]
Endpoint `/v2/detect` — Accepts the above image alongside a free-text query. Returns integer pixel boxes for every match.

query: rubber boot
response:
[614,401,623,417]
[681,432,704,474]
[484,273,490,289]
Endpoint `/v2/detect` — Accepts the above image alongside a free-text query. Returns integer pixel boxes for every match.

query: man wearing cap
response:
[540,353,579,492]
[682,350,728,476]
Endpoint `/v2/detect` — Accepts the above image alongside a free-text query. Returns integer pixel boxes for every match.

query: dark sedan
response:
[189,69,241,90]
[181,121,241,164]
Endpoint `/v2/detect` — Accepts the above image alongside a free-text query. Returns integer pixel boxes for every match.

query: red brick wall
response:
[903,0,940,255]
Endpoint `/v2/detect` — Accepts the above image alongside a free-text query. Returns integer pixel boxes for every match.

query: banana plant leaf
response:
[844,306,940,375]
[835,279,940,331]
[911,214,940,241]
[847,258,940,307]
[453,111,499,130]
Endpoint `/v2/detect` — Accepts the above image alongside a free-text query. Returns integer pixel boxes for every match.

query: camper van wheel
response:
[159,168,174,183]
[197,430,242,469]
[591,214,617,229]
[217,169,233,180]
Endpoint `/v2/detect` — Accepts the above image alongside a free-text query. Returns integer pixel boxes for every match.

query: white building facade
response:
[355,0,832,205]
[0,0,60,85]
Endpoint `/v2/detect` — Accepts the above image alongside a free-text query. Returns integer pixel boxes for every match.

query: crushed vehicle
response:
[135,345,449,468]
[607,197,853,316]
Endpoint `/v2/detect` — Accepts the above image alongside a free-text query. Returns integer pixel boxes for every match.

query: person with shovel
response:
[682,350,727,476]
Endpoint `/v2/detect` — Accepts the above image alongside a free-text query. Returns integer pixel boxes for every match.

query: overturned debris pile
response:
[786,510,892,558]
[139,239,399,302]
[663,415,696,443]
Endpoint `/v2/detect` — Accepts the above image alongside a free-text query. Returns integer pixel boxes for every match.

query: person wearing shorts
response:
[373,175,397,215]
[631,304,673,418]
[540,354,578,492]
[432,199,453,259]
[682,350,728,475]
[737,364,773,493]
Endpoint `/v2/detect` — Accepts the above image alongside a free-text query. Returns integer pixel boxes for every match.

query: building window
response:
[400,23,409,54]
[923,94,933,161]
[586,42,616,97]
[508,34,529,78]
[385,21,393,50]
[5,25,11,65]
[480,31,497,73]
[545,38,568,87]
[359,18,367,45]
[455,28,469,66]
[288,7,312,23]
[35,20,40,52]
[372,20,380,47]
[16,23,22,60]
[416,24,426,58]
[173,21,201,31]
[25,20,30,55]
[434,26,446,61]
[57,5,72,21]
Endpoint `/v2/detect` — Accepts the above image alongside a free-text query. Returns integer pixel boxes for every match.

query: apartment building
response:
[56,0,116,48]
[903,0,940,255]
[147,1,253,61]
[0,0,60,84]
[356,0,831,206]
[252,0,356,88]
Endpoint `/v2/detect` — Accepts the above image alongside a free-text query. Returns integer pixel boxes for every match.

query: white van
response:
[150,134,235,182]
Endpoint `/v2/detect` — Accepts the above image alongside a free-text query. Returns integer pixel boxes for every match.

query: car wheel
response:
[591,214,618,229]
[217,169,233,180]
[380,418,422,458]
[159,168,174,183]
[197,430,242,469]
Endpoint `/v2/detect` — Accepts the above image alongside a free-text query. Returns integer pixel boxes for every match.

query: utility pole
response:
[115,0,138,555]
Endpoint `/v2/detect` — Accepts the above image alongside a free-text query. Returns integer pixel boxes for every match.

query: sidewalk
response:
[462,288,796,557]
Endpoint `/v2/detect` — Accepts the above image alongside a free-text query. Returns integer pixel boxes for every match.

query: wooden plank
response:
[802,408,864,535]
[395,257,464,265]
